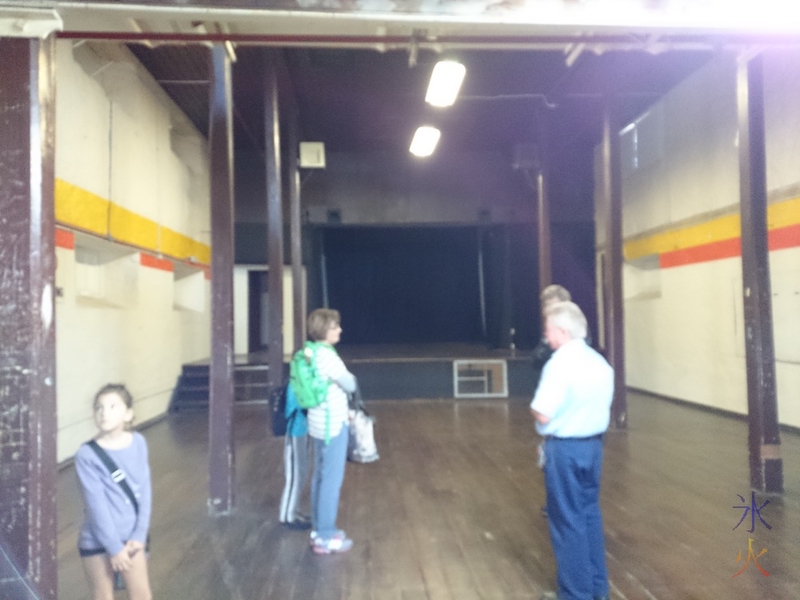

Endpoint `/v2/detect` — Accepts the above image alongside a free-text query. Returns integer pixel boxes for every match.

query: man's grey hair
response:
[540,284,571,306]
[544,301,587,340]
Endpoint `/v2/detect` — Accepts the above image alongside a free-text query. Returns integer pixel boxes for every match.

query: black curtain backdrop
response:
[325,227,484,344]
[316,224,588,348]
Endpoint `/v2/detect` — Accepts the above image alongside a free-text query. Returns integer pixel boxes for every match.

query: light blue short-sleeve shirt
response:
[530,338,614,438]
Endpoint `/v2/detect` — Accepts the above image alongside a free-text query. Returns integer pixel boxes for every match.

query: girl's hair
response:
[307,308,341,341]
[94,383,134,410]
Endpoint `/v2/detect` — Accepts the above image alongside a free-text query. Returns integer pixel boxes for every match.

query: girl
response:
[75,384,153,600]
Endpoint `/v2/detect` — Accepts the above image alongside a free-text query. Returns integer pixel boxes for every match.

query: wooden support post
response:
[736,53,783,494]
[265,52,284,389]
[601,100,627,430]
[288,109,304,351]
[0,36,57,600]
[208,44,236,515]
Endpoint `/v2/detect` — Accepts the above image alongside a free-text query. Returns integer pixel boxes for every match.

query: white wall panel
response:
[664,56,739,224]
[57,251,211,460]
[55,42,111,200]
[764,48,800,193]
[776,363,800,428]
[625,258,747,414]
[55,40,211,461]
[233,266,305,359]
[769,248,800,429]
[621,50,800,428]
[622,166,671,237]
[621,55,740,239]
[109,94,161,219]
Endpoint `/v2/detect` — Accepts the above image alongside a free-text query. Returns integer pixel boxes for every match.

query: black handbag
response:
[87,440,150,590]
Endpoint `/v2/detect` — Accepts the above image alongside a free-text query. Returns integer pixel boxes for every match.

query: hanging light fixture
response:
[409,126,441,157]
[425,60,466,107]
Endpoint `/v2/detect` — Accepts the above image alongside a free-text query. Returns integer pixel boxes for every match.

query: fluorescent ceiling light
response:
[425,60,466,108]
[409,126,441,157]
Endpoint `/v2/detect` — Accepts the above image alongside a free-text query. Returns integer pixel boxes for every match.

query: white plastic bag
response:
[348,409,379,463]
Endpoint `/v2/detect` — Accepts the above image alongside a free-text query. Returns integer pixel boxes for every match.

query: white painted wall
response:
[617,51,800,428]
[233,266,305,359]
[55,40,211,461]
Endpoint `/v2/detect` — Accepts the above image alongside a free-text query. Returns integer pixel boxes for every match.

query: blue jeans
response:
[311,424,349,539]
[543,436,609,600]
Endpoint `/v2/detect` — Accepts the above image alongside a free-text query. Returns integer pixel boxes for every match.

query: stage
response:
[337,343,537,400]
[171,343,538,410]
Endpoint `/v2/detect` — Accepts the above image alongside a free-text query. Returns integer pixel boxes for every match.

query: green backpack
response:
[290,341,331,410]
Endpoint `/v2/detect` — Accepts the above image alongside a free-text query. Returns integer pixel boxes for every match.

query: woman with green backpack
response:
[295,308,357,555]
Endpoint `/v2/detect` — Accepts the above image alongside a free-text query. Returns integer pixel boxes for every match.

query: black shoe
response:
[284,516,312,530]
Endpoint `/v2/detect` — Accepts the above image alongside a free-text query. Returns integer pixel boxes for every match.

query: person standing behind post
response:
[306,308,357,554]
[532,284,572,370]
[279,383,311,529]
[530,302,613,600]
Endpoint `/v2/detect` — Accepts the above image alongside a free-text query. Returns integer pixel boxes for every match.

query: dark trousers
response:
[543,436,609,600]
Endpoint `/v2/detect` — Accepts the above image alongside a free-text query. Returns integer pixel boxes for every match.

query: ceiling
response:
[41,1,789,167]
[7,1,800,165]
[127,42,715,162]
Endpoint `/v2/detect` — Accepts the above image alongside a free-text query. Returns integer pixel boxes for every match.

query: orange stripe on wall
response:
[140,253,174,272]
[659,222,800,268]
[768,222,800,251]
[55,228,74,249]
[660,237,741,269]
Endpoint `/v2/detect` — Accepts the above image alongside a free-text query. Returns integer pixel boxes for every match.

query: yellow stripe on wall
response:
[110,203,159,251]
[160,226,210,263]
[55,179,109,237]
[55,178,210,266]
[624,196,800,261]
[190,239,211,265]
[768,196,800,230]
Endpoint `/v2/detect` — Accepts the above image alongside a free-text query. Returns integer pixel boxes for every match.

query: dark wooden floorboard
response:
[57,392,800,599]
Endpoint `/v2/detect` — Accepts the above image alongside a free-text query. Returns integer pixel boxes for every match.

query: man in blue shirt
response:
[531,301,614,600]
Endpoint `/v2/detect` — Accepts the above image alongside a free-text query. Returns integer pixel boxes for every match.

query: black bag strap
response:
[88,440,139,515]
[348,381,369,415]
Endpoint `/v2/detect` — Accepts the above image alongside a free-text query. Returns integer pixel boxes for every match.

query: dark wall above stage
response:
[300,151,536,226]
[235,149,539,229]
[233,142,598,349]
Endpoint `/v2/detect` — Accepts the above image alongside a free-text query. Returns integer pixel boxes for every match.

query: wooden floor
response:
[57,392,800,600]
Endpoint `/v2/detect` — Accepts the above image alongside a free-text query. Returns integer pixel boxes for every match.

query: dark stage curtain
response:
[324,227,484,344]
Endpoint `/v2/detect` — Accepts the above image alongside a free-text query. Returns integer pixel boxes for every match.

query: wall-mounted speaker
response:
[299,142,326,169]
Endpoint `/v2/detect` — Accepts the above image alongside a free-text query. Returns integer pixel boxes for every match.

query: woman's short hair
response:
[307,308,341,341]
[540,284,571,306]
[544,301,587,340]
